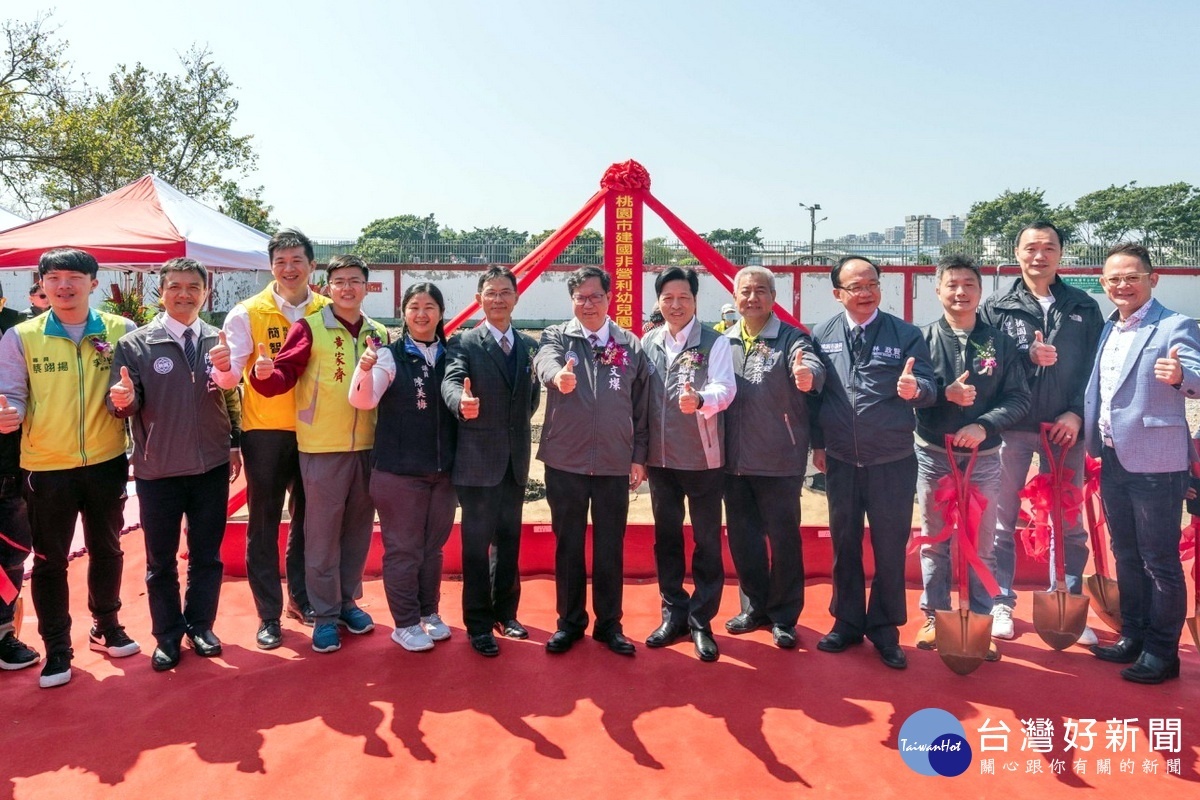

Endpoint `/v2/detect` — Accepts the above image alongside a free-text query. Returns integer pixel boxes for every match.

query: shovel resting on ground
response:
[934,437,993,675]
[1032,424,1091,650]
[1082,456,1122,633]
[1187,536,1199,653]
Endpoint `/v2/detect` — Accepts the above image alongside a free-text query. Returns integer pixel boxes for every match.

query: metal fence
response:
[314,237,1200,267]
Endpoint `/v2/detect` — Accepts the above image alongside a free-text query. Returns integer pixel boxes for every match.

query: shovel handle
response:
[944,435,980,608]
[1039,423,1071,585]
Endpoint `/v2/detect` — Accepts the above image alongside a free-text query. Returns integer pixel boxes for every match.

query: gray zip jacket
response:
[108,314,241,480]
[535,318,649,476]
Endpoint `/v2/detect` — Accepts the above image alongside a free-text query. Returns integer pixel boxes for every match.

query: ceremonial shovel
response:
[1188,543,1199,653]
[1082,458,1122,633]
[934,438,992,675]
[1032,424,1091,649]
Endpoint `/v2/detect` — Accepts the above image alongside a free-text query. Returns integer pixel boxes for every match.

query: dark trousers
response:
[1100,447,1188,661]
[647,466,725,633]
[455,465,524,636]
[724,473,805,626]
[136,464,230,645]
[545,466,627,638]
[824,453,917,648]
[25,455,128,656]
[372,470,457,628]
[0,479,32,630]
[241,429,307,620]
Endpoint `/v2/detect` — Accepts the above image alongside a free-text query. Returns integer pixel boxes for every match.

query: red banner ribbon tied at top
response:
[1017,470,1083,562]
[0,530,35,605]
[599,160,651,192]
[908,444,1000,598]
[1083,455,1116,578]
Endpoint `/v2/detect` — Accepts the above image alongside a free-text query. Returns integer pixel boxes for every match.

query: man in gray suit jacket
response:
[442,267,540,657]
[1084,243,1200,684]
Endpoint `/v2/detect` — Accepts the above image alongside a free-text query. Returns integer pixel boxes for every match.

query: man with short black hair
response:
[810,255,937,670]
[1084,243,1200,683]
[979,222,1104,646]
[0,247,140,688]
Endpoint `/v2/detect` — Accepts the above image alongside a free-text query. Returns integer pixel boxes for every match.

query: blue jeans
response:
[916,446,1001,615]
[1099,448,1187,661]
[991,429,1088,608]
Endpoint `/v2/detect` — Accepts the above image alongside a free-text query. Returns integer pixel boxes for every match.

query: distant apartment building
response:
[904,215,942,246]
[940,215,965,242]
[884,226,906,244]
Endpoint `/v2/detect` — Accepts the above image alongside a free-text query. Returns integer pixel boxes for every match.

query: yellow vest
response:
[16,310,129,471]
[294,306,387,453]
[239,285,331,432]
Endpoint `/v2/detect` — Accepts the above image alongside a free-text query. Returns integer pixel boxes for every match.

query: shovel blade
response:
[934,608,992,675]
[1083,574,1123,633]
[12,596,21,639]
[1033,588,1090,650]
[1187,615,1199,654]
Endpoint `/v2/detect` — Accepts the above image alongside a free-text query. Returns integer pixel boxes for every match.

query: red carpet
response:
[3,540,1198,799]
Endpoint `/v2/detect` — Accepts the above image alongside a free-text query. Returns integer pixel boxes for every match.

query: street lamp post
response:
[799,202,827,264]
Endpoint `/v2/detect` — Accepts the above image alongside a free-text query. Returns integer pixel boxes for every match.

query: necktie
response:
[588,333,600,348]
[500,335,512,355]
[850,326,864,361]
[183,328,197,370]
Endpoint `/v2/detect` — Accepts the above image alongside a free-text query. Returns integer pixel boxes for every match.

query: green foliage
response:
[439,225,529,263]
[963,189,1073,246]
[701,227,763,266]
[513,228,603,265]
[101,282,155,326]
[356,214,441,262]
[1069,181,1200,245]
[217,180,277,234]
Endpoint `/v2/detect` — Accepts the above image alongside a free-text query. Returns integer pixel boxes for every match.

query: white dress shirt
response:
[661,316,736,419]
[211,285,318,390]
[1097,301,1154,443]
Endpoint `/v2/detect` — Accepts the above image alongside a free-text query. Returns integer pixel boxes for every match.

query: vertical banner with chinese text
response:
[604,192,643,332]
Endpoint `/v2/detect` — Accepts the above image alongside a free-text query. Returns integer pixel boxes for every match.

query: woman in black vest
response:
[349,282,457,651]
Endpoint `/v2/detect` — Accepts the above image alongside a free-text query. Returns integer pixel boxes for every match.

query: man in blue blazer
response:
[1084,243,1200,684]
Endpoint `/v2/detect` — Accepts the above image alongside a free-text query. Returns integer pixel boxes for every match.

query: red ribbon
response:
[600,160,651,192]
[1017,469,1083,562]
[0,530,33,605]
[1082,455,1116,578]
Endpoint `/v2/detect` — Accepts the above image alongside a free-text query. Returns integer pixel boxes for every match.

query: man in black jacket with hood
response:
[979,222,1104,646]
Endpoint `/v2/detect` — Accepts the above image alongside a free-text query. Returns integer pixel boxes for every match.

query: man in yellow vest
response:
[0,248,140,689]
[209,229,330,649]
[250,254,387,654]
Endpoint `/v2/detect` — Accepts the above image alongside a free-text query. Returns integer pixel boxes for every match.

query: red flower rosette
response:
[600,160,651,192]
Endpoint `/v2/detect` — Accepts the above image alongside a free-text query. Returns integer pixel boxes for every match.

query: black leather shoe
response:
[546,629,583,654]
[771,624,798,650]
[595,631,636,656]
[878,644,908,670]
[816,630,864,653]
[469,633,500,657]
[256,619,282,651]
[725,613,771,635]
[1121,651,1180,685]
[286,602,316,627]
[645,621,689,648]
[186,629,223,658]
[151,640,181,672]
[692,629,719,662]
[494,619,529,640]
[1090,636,1142,664]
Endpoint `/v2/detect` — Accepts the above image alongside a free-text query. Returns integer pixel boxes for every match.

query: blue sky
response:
[24,1,1200,241]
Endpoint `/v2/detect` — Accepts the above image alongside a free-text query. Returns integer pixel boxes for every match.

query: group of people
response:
[0,222,1194,690]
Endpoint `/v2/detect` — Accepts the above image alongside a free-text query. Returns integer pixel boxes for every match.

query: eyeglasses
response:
[1101,273,1150,287]
[571,293,607,306]
[329,279,366,289]
[838,281,881,296]
[481,290,516,301]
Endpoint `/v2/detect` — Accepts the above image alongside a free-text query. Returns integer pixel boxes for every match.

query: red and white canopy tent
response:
[0,174,266,272]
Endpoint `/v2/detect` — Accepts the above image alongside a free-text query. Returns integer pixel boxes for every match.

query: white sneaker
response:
[392,624,434,652]
[1076,626,1098,647]
[990,605,1015,640]
[421,614,451,642]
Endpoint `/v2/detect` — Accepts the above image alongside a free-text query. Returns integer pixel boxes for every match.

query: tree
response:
[217,180,278,235]
[963,189,1073,247]
[439,225,528,263]
[356,214,441,263]
[701,227,763,266]
[1070,182,1200,245]
[515,227,603,265]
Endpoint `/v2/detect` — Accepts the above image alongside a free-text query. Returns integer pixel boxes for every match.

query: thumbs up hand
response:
[253,342,274,380]
[358,336,378,372]
[0,394,18,433]
[945,369,976,407]
[1029,330,1057,367]
[792,349,814,392]
[209,330,232,372]
[460,376,480,419]
[896,357,920,400]
[109,366,135,410]
[1155,344,1184,385]
[554,358,577,394]
[678,380,700,415]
